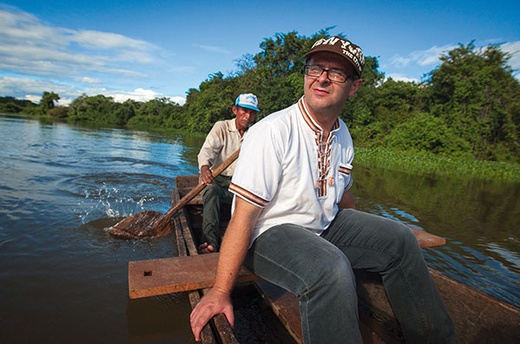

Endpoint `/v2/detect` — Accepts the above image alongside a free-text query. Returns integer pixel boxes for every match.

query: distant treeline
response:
[2,29,519,163]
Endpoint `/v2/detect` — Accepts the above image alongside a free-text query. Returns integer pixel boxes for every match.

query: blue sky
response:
[1,0,519,106]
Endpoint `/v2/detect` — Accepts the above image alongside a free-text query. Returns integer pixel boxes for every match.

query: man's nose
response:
[316,70,331,83]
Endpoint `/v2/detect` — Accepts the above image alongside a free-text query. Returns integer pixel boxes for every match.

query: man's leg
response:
[244,224,363,343]
[200,176,232,252]
[321,209,457,343]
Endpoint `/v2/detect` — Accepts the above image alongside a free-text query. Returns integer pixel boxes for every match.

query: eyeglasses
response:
[303,65,355,83]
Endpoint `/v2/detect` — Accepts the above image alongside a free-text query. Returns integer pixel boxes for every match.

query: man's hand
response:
[190,287,234,341]
[198,242,216,254]
[199,165,214,185]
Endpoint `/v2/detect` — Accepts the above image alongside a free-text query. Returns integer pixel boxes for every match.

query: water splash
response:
[77,182,160,224]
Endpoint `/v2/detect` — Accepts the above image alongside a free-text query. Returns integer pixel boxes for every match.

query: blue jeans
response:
[244,209,457,343]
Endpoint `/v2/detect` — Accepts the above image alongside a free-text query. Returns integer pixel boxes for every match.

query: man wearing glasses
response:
[191,36,457,343]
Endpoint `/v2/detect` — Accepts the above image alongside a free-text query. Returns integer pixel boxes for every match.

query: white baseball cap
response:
[235,93,260,112]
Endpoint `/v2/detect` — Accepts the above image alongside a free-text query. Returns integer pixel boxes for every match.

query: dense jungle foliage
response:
[2,30,519,164]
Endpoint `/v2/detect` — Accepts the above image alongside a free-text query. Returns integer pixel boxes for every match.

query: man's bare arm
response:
[190,197,262,341]
[338,189,356,209]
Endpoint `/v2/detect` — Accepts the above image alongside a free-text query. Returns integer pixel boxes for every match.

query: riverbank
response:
[355,148,520,182]
[142,125,520,182]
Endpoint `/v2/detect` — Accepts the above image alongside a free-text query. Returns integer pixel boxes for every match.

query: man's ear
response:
[348,79,363,97]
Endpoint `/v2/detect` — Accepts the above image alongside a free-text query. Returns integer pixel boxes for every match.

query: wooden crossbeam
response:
[128,253,259,299]
[128,228,445,299]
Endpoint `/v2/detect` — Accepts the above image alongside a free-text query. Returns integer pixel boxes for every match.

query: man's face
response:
[303,52,362,117]
[233,106,257,131]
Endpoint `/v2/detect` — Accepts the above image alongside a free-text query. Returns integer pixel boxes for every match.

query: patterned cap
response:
[304,36,365,77]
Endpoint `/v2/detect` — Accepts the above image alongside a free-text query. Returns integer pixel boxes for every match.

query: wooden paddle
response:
[108,148,240,239]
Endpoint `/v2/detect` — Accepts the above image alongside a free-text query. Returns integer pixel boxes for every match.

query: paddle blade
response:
[108,210,165,239]
[107,149,241,240]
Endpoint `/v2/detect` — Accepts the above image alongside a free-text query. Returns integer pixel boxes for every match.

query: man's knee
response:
[202,184,222,201]
[391,223,420,251]
[301,252,357,306]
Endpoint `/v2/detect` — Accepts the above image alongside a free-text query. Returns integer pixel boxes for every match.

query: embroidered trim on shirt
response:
[298,97,341,197]
[229,182,269,208]
[298,98,340,133]
[338,165,352,175]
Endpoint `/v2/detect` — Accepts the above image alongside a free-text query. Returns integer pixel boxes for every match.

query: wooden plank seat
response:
[129,229,445,298]
[128,253,259,298]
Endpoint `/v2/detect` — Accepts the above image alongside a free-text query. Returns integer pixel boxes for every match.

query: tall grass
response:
[355,148,520,182]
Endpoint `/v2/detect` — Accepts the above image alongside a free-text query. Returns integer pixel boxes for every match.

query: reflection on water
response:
[352,165,520,304]
[0,114,518,343]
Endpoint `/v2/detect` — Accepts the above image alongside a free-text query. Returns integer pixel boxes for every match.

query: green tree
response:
[68,94,117,123]
[383,113,472,157]
[183,72,237,132]
[128,97,182,129]
[0,96,37,114]
[245,31,309,118]
[344,56,386,145]
[114,99,138,126]
[40,91,60,114]
[48,106,69,119]
[425,42,520,162]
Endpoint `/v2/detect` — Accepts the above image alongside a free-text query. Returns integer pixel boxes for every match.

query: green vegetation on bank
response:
[1,29,519,181]
[355,148,520,182]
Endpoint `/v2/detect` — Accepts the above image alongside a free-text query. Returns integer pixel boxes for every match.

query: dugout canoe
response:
[129,175,520,343]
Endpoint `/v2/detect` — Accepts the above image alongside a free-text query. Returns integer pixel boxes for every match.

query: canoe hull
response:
[172,175,520,343]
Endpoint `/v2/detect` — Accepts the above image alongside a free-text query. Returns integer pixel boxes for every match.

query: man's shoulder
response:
[213,119,234,126]
[253,103,299,128]
[210,119,234,132]
[336,119,352,138]
[243,104,299,147]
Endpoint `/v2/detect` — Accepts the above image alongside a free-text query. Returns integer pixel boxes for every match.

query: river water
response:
[1,114,519,343]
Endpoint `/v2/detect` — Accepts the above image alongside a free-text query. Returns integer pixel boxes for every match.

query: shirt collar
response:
[228,118,239,132]
[298,96,340,134]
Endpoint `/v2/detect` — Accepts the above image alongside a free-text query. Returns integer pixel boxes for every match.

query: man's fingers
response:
[224,308,235,328]
[190,288,233,341]
[190,305,208,341]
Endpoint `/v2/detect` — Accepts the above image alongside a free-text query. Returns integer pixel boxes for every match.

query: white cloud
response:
[0,7,187,105]
[387,40,520,81]
[78,77,101,84]
[0,75,79,105]
[0,8,158,79]
[81,87,185,106]
[111,88,158,103]
[386,74,418,83]
[25,94,42,103]
[390,44,456,68]
[501,41,520,78]
[169,96,186,106]
[393,41,520,71]
[193,44,231,54]
[72,30,154,51]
